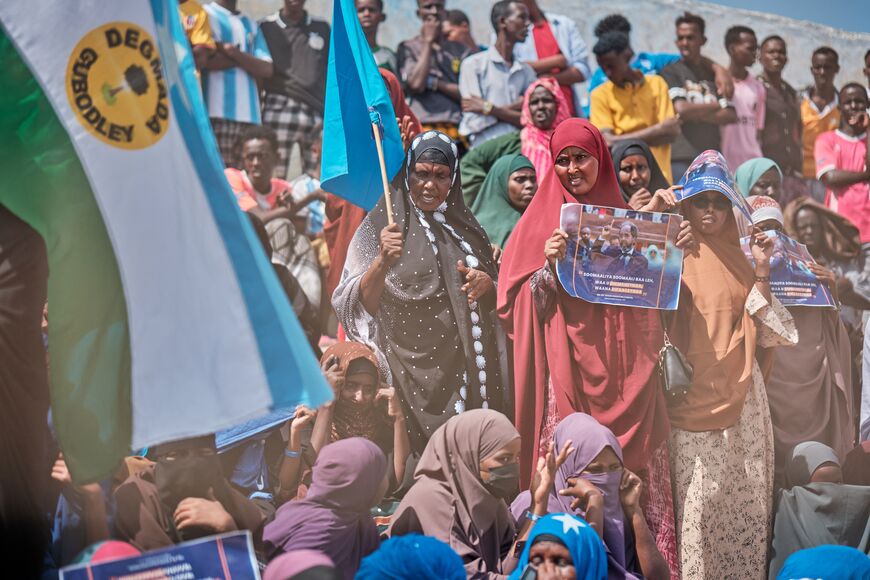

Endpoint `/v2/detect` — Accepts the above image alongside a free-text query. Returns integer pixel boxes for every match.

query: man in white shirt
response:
[458,0,536,148]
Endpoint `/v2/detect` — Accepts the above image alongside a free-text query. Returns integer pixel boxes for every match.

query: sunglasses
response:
[689,195,732,211]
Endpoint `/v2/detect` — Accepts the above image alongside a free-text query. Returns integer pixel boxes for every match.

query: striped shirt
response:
[203,3,271,124]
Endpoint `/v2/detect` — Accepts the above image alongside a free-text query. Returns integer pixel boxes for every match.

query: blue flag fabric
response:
[320,0,403,211]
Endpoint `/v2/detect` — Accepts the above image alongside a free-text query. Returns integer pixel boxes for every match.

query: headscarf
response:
[843,442,870,485]
[262,438,387,580]
[507,514,608,580]
[783,196,862,263]
[470,154,535,249]
[356,534,466,580]
[520,78,571,181]
[319,343,387,444]
[734,157,782,198]
[609,139,670,204]
[769,440,870,578]
[666,155,765,431]
[324,70,421,300]
[498,118,669,481]
[333,132,505,453]
[263,550,338,580]
[786,441,841,488]
[511,414,639,578]
[775,546,870,580]
[389,410,520,576]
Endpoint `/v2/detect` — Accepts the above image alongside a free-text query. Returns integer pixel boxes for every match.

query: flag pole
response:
[371,122,395,225]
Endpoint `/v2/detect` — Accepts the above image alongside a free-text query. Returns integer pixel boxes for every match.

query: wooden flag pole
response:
[371,122,395,225]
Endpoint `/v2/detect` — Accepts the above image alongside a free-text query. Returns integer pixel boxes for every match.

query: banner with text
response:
[557,204,683,310]
[740,230,836,307]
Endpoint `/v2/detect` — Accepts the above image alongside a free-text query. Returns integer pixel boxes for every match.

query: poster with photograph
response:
[676,149,753,222]
[557,204,683,310]
[740,230,836,307]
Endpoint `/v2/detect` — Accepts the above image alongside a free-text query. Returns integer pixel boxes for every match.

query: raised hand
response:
[376,385,403,419]
[545,228,568,268]
[530,441,575,511]
[675,219,696,253]
[640,185,683,213]
[750,227,774,268]
[379,223,404,267]
[619,469,643,514]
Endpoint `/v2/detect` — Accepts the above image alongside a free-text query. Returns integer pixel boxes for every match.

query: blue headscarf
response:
[509,514,607,580]
[356,534,465,580]
[776,545,870,579]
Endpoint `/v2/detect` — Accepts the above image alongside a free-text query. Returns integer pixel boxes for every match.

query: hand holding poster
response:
[556,204,684,310]
[60,531,259,580]
[675,150,754,222]
[740,230,836,307]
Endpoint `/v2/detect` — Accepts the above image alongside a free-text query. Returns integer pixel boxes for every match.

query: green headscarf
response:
[469,154,535,249]
[734,157,782,197]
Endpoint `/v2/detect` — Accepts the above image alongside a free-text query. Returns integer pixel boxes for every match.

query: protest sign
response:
[675,150,754,222]
[60,531,259,580]
[556,204,683,310]
[740,231,836,307]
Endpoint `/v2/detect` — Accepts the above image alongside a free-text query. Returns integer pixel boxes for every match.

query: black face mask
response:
[484,463,520,500]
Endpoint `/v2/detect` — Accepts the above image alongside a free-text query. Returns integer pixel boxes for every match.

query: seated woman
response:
[389,409,569,578]
[776,545,870,580]
[276,342,411,500]
[470,154,537,250]
[461,78,570,204]
[263,438,388,580]
[356,534,467,580]
[333,131,508,454]
[610,138,671,210]
[768,441,870,578]
[113,435,264,552]
[508,513,607,580]
[511,413,669,580]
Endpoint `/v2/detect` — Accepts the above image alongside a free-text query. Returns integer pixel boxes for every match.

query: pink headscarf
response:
[519,78,572,181]
[263,550,336,580]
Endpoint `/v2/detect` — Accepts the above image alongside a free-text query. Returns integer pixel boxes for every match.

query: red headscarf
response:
[498,119,669,483]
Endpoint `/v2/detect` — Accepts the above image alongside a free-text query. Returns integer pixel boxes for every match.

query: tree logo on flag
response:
[65,22,170,150]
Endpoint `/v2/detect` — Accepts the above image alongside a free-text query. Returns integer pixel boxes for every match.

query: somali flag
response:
[320,0,404,211]
[0,1,331,483]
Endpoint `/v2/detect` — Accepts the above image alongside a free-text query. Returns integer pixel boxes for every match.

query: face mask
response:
[484,462,520,500]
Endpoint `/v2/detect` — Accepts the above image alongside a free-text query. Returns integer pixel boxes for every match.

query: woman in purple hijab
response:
[511,413,670,580]
[263,438,388,580]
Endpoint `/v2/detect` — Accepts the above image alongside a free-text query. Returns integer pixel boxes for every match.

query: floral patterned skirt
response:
[669,362,774,580]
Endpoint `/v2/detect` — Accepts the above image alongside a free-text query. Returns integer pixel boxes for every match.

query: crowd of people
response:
[3,0,870,578]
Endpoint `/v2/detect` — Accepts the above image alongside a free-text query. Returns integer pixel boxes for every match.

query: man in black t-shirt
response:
[661,12,736,180]
[260,0,330,178]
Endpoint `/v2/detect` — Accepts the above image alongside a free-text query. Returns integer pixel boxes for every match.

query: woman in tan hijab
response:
[388,409,571,579]
[665,187,797,579]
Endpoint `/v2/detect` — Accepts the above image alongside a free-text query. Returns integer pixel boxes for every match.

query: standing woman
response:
[470,154,537,250]
[610,138,671,210]
[333,131,507,454]
[498,118,688,575]
[665,185,797,578]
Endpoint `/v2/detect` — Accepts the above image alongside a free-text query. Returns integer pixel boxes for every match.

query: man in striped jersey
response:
[202,0,274,168]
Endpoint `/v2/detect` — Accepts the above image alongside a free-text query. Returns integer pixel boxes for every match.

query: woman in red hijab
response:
[498,118,690,577]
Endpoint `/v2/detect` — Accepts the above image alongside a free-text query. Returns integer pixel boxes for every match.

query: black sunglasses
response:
[689,195,732,211]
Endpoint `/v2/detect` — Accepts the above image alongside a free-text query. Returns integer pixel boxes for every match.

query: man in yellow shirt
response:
[179,0,215,71]
[800,46,840,179]
[590,31,680,182]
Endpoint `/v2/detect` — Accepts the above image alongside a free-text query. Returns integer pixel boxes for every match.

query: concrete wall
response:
[239,0,869,90]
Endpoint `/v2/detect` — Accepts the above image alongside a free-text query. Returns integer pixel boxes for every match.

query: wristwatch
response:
[482,100,494,116]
